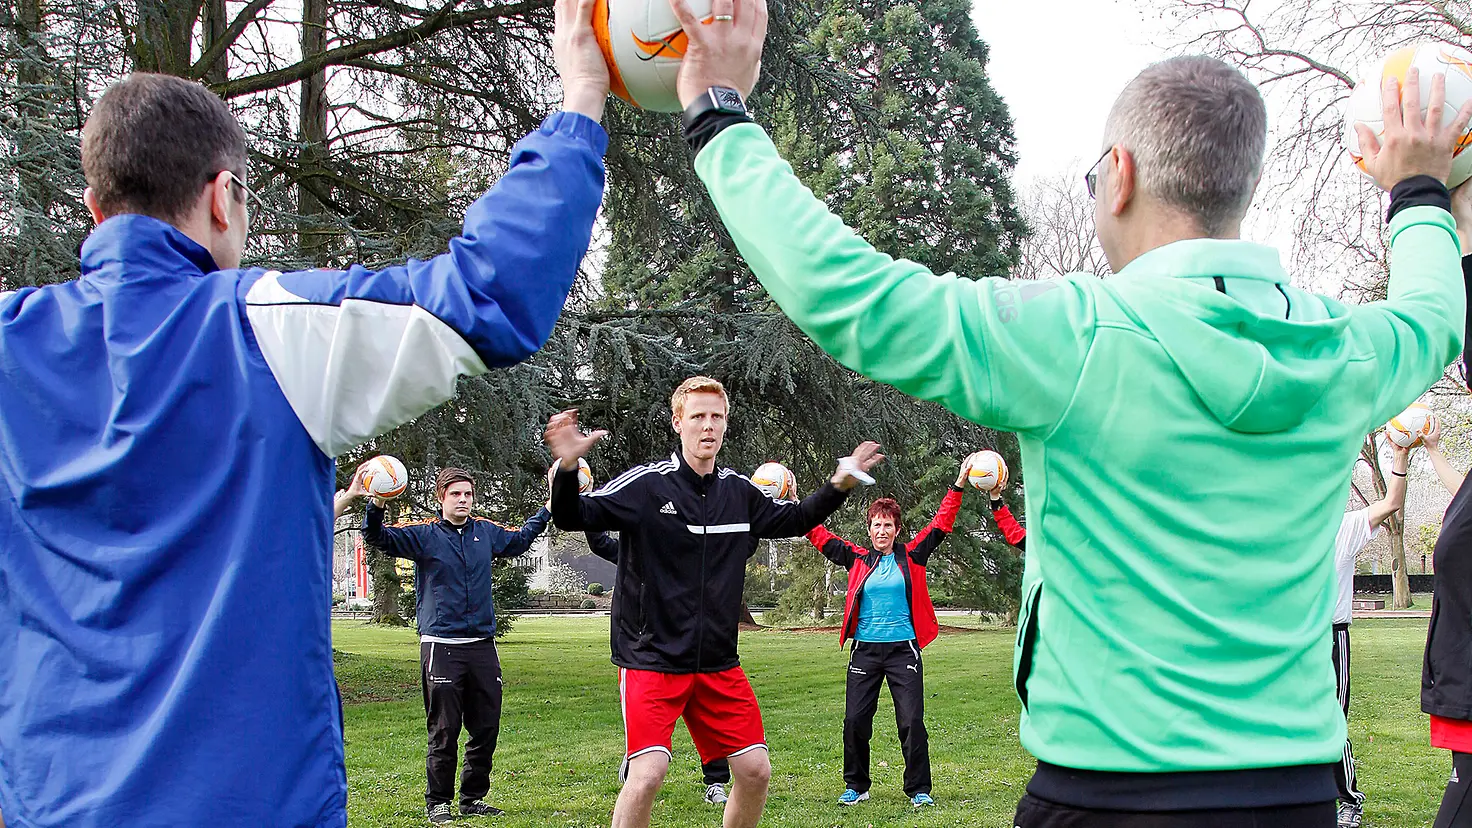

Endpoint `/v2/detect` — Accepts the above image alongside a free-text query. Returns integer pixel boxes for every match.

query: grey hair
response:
[1102,56,1267,235]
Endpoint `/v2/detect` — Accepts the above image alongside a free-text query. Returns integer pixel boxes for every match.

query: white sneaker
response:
[1337,802,1363,828]
[704,783,728,805]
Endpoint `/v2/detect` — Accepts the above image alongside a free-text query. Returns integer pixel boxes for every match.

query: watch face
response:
[713,87,746,112]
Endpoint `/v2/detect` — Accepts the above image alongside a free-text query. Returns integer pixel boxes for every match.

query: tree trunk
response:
[1389,515,1413,609]
[13,0,48,285]
[365,545,406,626]
[132,0,198,75]
[1359,435,1412,609]
[298,0,332,264]
[200,0,228,85]
[740,602,757,626]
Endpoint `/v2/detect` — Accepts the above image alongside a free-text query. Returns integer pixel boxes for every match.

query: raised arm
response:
[494,506,552,559]
[362,502,426,561]
[807,525,859,569]
[1366,442,1410,531]
[670,0,1092,435]
[239,3,610,458]
[1351,73,1472,426]
[909,487,965,567]
[544,410,644,532]
[747,442,883,538]
[1425,421,1466,496]
[989,495,1028,553]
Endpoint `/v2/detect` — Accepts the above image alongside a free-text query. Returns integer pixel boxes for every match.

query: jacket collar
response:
[439,513,471,533]
[80,214,220,280]
[1112,238,1288,285]
[673,451,718,491]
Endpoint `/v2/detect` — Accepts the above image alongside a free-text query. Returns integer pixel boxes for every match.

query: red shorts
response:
[618,666,766,780]
[1432,715,1472,752]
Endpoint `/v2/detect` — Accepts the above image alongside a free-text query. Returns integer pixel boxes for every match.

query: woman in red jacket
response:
[806,462,972,809]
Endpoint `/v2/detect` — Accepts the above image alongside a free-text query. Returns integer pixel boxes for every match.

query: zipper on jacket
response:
[695,488,708,671]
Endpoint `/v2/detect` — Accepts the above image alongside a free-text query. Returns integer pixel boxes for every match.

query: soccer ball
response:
[966,451,1009,493]
[361,455,408,499]
[750,461,797,501]
[1385,402,1437,448]
[546,459,595,494]
[1345,43,1472,187]
[594,0,715,112]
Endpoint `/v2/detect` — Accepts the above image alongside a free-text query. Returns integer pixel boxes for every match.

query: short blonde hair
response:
[671,376,729,419]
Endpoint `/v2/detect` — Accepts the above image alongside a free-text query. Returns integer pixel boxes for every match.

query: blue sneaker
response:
[912,793,935,807]
[838,789,869,806]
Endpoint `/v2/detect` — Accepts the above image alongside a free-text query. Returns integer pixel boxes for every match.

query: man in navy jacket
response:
[359,468,550,822]
[0,1,609,824]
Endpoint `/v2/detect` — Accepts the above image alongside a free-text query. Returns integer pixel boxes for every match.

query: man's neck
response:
[1111,205,1242,272]
[442,513,469,527]
[683,448,716,477]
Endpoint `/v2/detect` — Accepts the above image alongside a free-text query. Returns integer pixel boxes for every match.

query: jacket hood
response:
[1110,239,1352,434]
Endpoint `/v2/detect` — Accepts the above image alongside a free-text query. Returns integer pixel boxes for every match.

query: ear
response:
[208,170,235,232]
[1108,146,1136,218]
[671,412,681,434]
[83,188,106,226]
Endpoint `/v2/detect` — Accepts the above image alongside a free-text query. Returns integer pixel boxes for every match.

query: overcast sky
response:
[971,0,1169,184]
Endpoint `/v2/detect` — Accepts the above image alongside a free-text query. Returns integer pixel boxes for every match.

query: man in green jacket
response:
[663,1,1471,824]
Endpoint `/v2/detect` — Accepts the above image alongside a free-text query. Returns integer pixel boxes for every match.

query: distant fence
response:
[1354,574,1436,594]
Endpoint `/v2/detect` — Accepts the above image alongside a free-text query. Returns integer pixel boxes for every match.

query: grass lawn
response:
[336,617,1446,827]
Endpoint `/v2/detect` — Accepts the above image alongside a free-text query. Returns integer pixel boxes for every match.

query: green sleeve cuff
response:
[1389,205,1462,256]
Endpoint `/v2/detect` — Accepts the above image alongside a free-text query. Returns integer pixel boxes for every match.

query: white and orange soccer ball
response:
[1345,43,1472,187]
[361,455,409,499]
[966,451,1008,494]
[750,461,797,501]
[1385,402,1438,448]
[594,0,715,112]
[546,459,595,493]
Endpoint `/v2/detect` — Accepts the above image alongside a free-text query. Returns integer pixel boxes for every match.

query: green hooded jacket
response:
[695,122,1464,772]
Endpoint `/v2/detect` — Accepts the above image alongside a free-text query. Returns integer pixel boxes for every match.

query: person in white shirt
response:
[1332,439,1410,828]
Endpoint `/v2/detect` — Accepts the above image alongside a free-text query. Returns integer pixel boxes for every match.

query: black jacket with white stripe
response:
[552,451,848,673]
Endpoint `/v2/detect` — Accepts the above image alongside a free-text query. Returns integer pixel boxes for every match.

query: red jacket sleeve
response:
[909,487,964,566]
[994,501,1027,550]
[808,525,859,568]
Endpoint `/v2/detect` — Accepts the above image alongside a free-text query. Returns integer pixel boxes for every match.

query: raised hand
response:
[1354,68,1472,190]
[955,452,974,489]
[831,441,885,491]
[544,409,608,470]
[553,0,610,121]
[668,0,768,108]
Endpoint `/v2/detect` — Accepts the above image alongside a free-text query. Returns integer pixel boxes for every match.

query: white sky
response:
[971,0,1169,184]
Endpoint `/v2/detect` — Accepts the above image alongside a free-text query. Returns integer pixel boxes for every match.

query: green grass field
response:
[336,618,1448,827]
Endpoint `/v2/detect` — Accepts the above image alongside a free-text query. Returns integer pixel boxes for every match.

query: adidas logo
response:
[659,502,678,516]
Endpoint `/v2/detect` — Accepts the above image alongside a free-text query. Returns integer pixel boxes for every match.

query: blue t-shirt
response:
[855,553,916,643]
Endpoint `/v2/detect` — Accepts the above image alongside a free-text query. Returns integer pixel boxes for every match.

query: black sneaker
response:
[461,800,503,816]
[427,803,455,824]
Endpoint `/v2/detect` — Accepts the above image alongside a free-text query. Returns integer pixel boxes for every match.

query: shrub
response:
[587,582,604,596]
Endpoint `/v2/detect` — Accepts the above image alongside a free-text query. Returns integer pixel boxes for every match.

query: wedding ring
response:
[712,14,734,21]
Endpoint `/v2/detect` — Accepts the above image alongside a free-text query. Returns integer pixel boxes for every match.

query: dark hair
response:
[1102,56,1267,234]
[436,468,475,500]
[867,498,902,529]
[82,73,248,222]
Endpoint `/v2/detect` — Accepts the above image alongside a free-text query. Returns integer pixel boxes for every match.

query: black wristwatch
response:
[681,86,748,132]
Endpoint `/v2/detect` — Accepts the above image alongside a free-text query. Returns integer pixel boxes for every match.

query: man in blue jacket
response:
[357,468,549,823]
[0,1,609,825]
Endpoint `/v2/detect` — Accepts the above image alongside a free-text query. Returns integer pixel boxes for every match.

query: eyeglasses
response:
[1085,148,1111,199]
[224,171,257,206]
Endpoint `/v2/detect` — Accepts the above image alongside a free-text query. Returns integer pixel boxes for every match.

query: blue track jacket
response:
[0,112,605,827]
[363,505,550,639]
